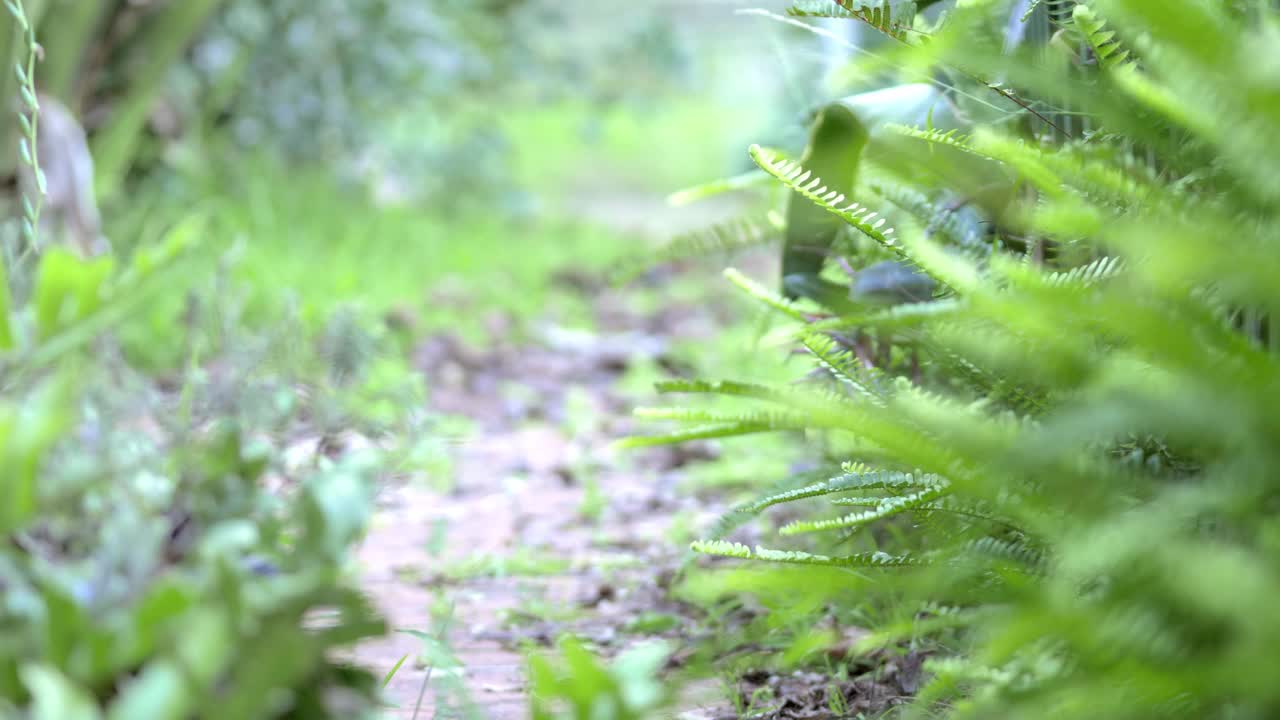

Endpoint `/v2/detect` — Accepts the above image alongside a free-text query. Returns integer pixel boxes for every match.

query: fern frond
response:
[1072,4,1136,72]
[634,407,811,431]
[802,298,962,335]
[872,182,994,252]
[612,215,780,284]
[749,145,905,256]
[974,130,1166,211]
[833,0,919,41]
[692,540,925,567]
[787,0,864,20]
[616,422,777,448]
[1044,255,1124,287]
[738,468,933,514]
[921,336,1050,415]
[801,333,890,405]
[786,1,921,42]
[1021,0,1078,24]
[884,125,981,156]
[653,378,788,403]
[965,535,1046,570]
[667,170,773,207]
[909,498,1028,532]
[830,497,881,507]
[703,465,846,541]
[779,483,951,535]
[724,267,809,321]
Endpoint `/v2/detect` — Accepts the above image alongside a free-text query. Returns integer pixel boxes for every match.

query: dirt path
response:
[354,191,755,719]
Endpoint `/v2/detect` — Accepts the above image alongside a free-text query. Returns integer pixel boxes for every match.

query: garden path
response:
[353,190,753,719]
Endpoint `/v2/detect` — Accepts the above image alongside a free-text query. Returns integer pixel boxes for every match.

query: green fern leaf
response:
[1073,4,1135,71]
[801,333,890,405]
[884,125,982,156]
[616,422,777,448]
[751,145,907,256]
[666,170,773,207]
[779,483,950,535]
[692,540,925,567]
[1044,255,1124,287]
[652,378,786,401]
[872,182,994,253]
[724,267,810,321]
[612,215,780,285]
[833,0,919,41]
[633,407,812,431]
[965,535,1046,570]
[737,468,932,514]
[803,298,962,335]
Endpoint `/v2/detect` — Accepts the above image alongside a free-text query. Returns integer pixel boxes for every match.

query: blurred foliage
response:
[0,207,408,716]
[635,0,1280,717]
[0,3,455,713]
[0,0,846,716]
[527,637,672,720]
[0,0,228,196]
[171,0,698,208]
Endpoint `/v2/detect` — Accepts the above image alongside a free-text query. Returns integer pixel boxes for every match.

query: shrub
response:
[0,16,396,712]
[633,1,1280,717]
[0,216,393,718]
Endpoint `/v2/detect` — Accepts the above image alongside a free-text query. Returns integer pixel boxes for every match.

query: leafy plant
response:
[0,0,229,196]
[0,5,404,715]
[527,637,672,720]
[634,0,1280,717]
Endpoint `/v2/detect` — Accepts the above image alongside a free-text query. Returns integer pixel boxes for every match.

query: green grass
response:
[100,83,780,367]
[104,154,638,373]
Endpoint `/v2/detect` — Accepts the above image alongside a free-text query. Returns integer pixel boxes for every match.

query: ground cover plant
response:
[630,0,1280,716]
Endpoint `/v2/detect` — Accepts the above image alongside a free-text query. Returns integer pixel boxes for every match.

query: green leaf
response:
[21,664,103,720]
[0,377,74,534]
[91,0,229,199]
[32,248,115,340]
[106,663,187,720]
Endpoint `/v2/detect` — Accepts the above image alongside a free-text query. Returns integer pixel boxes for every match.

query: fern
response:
[634,406,813,431]
[617,422,781,448]
[801,332,891,404]
[1021,0,1078,24]
[964,535,1046,571]
[666,170,773,207]
[787,0,866,20]
[612,215,780,284]
[872,182,995,253]
[692,540,926,567]
[723,267,810,321]
[749,144,913,260]
[1043,255,1123,287]
[776,483,948,535]
[801,298,963,335]
[1072,4,1136,72]
[639,1,1280,717]
[833,0,919,41]
[885,125,983,157]
[738,467,932,514]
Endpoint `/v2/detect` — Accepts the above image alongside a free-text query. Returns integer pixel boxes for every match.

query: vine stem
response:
[5,0,44,250]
